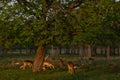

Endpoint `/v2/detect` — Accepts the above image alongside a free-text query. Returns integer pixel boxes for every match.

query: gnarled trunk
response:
[33,45,45,72]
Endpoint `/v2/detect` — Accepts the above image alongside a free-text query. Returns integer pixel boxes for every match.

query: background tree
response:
[71,0,120,58]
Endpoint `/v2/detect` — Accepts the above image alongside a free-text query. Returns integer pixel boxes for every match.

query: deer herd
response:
[18,56,93,74]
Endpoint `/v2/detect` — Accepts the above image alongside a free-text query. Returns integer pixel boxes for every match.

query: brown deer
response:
[43,60,55,70]
[59,58,65,69]
[20,60,33,70]
[68,61,75,74]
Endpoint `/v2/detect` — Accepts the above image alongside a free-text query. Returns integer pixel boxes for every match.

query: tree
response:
[0,0,81,72]
[71,0,120,58]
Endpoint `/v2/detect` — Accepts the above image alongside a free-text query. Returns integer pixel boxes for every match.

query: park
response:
[0,0,120,80]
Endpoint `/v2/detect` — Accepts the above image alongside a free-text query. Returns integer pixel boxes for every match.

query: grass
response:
[0,54,120,80]
[0,67,120,80]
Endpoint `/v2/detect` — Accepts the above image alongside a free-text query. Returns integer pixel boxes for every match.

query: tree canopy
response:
[0,0,119,48]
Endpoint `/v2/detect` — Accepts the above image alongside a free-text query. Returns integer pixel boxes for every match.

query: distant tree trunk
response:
[19,48,22,54]
[78,45,84,64]
[92,46,96,57]
[52,46,58,60]
[106,46,110,60]
[26,47,29,54]
[87,45,92,59]
[59,47,62,55]
[33,45,45,72]
[0,47,2,55]
[79,45,83,59]
[119,47,120,55]
[51,45,55,60]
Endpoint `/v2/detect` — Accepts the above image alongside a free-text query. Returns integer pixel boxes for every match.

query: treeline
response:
[0,45,120,57]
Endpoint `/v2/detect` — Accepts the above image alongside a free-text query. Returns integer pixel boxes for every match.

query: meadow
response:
[0,54,120,80]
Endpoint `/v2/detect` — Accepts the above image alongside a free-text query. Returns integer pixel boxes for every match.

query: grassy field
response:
[0,54,120,80]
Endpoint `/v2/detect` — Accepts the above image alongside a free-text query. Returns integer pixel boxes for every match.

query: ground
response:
[0,54,120,80]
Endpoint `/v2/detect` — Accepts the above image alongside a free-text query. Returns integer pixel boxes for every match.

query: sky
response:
[0,0,120,7]
[0,2,3,7]
[115,0,120,2]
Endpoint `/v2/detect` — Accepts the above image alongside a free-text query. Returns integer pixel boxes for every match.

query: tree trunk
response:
[53,47,58,59]
[79,45,83,59]
[50,45,56,60]
[87,45,92,59]
[106,46,110,60]
[33,45,45,72]
[119,47,120,55]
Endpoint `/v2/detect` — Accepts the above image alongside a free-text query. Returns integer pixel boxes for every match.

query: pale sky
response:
[115,0,120,2]
[0,0,120,7]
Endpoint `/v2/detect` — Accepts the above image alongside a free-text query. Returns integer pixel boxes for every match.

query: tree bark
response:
[33,45,45,72]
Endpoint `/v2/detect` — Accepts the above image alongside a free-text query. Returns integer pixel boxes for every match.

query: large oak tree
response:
[0,0,120,72]
[0,0,81,72]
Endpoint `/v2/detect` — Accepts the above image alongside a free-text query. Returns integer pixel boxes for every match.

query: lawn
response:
[0,54,120,80]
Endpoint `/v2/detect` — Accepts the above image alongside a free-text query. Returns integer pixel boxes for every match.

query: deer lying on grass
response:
[43,60,55,70]
[20,58,54,70]
[20,60,33,70]
[43,55,55,70]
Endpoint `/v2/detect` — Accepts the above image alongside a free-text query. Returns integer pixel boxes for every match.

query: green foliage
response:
[72,0,120,46]
[0,0,120,48]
